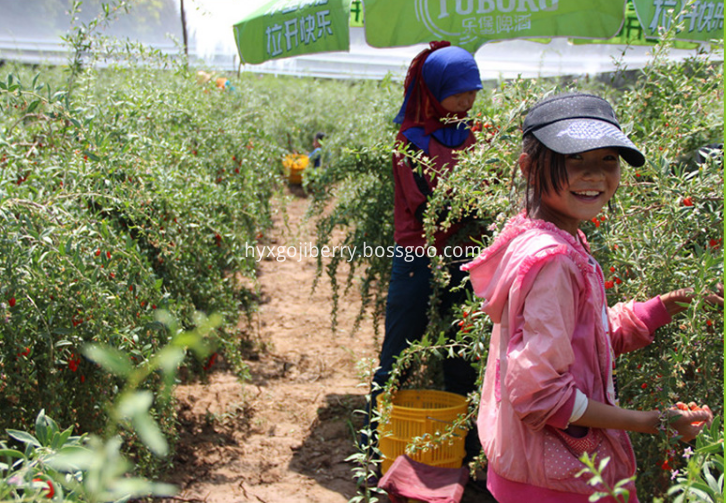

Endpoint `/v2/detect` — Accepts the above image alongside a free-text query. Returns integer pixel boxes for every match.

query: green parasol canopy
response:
[233,0,722,65]
[234,0,356,64]
[363,0,626,51]
[571,0,722,47]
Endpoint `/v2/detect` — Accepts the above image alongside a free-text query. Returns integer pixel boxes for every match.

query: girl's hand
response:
[663,402,713,442]
[660,284,724,317]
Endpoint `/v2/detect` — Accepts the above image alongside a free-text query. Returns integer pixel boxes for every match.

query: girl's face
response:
[530,147,621,237]
[440,90,478,113]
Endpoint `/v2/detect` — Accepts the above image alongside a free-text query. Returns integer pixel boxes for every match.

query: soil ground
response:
[157,185,495,503]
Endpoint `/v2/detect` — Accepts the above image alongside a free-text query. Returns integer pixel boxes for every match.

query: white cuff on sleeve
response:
[569,389,589,423]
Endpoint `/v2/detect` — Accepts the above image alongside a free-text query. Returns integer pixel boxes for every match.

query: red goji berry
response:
[8,297,16,308]
[203,352,218,371]
[68,354,81,372]
[32,478,54,498]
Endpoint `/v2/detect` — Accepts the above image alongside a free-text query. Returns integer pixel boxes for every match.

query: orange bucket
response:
[282,154,309,184]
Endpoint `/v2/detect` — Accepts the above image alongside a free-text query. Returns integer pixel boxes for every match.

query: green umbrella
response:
[632,0,723,43]
[233,0,721,65]
[570,0,721,47]
[233,0,362,64]
[364,0,626,51]
[364,0,722,49]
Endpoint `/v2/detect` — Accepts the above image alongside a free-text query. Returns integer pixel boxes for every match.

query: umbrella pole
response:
[180,0,189,57]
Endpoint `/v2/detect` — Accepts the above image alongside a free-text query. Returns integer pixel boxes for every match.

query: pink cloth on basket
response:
[378,455,469,503]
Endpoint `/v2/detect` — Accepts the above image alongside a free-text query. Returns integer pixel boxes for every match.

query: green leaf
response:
[7,430,41,447]
[26,100,41,114]
[83,344,133,377]
[117,390,153,420]
[157,346,185,375]
[115,391,168,456]
[697,442,725,455]
[597,456,610,473]
[50,425,77,450]
[83,150,101,161]
[111,478,177,499]
[0,448,25,459]
[132,412,168,457]
[47,445,96,471]
[34,409,49,445]
[684,482,716,499]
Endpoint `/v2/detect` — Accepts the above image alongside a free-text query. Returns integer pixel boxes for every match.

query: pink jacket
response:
[462,214,671,501]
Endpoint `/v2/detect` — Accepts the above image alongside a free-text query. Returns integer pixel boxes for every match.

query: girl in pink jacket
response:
[462,94,714,502]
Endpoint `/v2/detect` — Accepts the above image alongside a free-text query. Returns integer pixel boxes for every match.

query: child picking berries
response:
[462,94,717,502]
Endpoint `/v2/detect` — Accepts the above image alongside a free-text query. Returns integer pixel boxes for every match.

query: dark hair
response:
[521,134,568,215]
[314,132,325,141]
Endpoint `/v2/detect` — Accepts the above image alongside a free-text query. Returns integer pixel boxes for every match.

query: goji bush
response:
[0,6,282,473]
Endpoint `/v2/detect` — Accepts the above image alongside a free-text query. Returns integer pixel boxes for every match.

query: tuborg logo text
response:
[415,0,560,40]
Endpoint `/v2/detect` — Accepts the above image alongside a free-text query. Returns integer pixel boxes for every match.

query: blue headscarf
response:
[394,44,482,155]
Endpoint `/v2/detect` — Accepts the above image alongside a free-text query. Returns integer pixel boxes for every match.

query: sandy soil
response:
[157,185,494,503]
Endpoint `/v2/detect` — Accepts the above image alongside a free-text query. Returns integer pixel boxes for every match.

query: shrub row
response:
[0,57,283,461]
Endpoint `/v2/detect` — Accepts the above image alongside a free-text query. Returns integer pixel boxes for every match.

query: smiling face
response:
[440,90,478,113]
[523,147,621,236]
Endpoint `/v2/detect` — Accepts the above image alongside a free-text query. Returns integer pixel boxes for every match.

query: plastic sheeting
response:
[237,27,700,80]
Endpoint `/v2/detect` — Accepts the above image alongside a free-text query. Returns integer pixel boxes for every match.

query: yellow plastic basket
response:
[377,389,468,474]
[282,153,309,184]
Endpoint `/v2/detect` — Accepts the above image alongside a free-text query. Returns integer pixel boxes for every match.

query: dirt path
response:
[159,187,493,503]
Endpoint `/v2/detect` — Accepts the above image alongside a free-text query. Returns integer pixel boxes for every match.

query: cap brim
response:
[532,119,645,167]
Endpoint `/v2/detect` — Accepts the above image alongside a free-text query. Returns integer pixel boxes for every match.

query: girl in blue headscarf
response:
[360,42,484,479]
[394,41,483,156]
[392,41,483,249]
